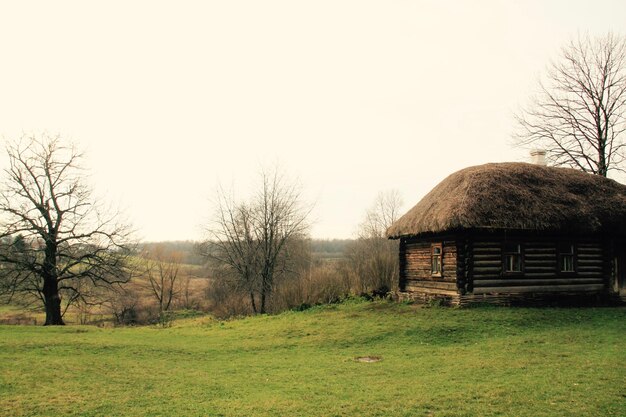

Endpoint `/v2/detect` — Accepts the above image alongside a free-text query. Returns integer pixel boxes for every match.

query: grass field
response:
[0,300,624,417]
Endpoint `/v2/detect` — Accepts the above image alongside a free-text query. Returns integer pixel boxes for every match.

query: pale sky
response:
[1,1,625,241]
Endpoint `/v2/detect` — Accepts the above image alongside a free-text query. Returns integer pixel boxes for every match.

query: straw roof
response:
[387,163,626,239]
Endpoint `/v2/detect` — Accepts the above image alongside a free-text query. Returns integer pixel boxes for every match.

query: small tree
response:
[142,244,181,318]
[515,32,626,176]
[0,134,133,325]
[204,168,310,314]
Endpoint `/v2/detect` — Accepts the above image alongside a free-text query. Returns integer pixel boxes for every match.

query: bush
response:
[269,262,351,313]
[116,306,139,325]
[204,278,255,319]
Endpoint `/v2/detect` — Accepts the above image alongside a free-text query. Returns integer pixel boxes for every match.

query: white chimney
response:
[530,149,547,166]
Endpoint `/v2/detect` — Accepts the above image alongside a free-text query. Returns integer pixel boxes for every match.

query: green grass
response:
[1,300,624,416]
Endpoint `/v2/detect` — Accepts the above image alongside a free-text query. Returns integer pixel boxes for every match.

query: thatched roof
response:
[387,162,626,239]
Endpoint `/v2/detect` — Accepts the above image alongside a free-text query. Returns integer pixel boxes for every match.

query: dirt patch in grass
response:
[355,356,382,363]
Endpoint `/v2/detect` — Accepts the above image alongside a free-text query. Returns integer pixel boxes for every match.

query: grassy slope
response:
[0,301,624,417]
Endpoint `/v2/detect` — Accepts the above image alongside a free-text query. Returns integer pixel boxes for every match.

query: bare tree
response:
[0,134,133,325]
[359,190,404,239]
[205,196,259,312]
[179,273,195,310]
[204,168,310,314]
[347,190,403,295]
[142,244,181,316]
[515,32,626,176]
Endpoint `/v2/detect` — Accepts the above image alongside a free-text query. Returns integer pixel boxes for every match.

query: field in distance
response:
[1,300,624,417]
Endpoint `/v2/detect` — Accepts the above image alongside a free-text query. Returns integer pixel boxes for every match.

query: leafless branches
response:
[203,168,311,314]
[142,245,181,315]
[347,190,403,295]
[359,190,404,240]
[0,134,134,325]
[515,32,626,176]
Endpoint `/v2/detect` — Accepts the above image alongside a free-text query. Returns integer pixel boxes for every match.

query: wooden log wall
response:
[400,237,458,295]
[398,239,407,292]
[471,237,606,295]
[455,237,466,293]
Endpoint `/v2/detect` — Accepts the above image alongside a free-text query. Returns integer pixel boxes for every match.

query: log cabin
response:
[386,161,626,305]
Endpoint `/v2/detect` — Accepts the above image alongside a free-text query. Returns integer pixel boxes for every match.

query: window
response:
[503,243,522,273]
[431,243,442,277]
[559,243,576,273]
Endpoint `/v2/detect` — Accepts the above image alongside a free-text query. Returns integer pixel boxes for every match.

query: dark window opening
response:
[559,243,576,273]
[503,243,522,273]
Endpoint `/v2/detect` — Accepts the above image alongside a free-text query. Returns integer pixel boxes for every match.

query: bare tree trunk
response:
[598,140,608,177]
[260,289,266,314]
[250,292,257,313]
[43,240,64,325]
[43,276,64,325]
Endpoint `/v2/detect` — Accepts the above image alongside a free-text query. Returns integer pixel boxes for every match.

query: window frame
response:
[558,242,577,275]
[431,243,443,278]
[502,242,524,275]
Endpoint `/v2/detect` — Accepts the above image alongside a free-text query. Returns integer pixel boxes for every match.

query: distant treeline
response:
[140,239,356,266]
[310,239,354,258]
[138,241,205,265]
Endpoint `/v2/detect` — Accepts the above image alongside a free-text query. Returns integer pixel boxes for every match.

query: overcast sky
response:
[1,1,625,241]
